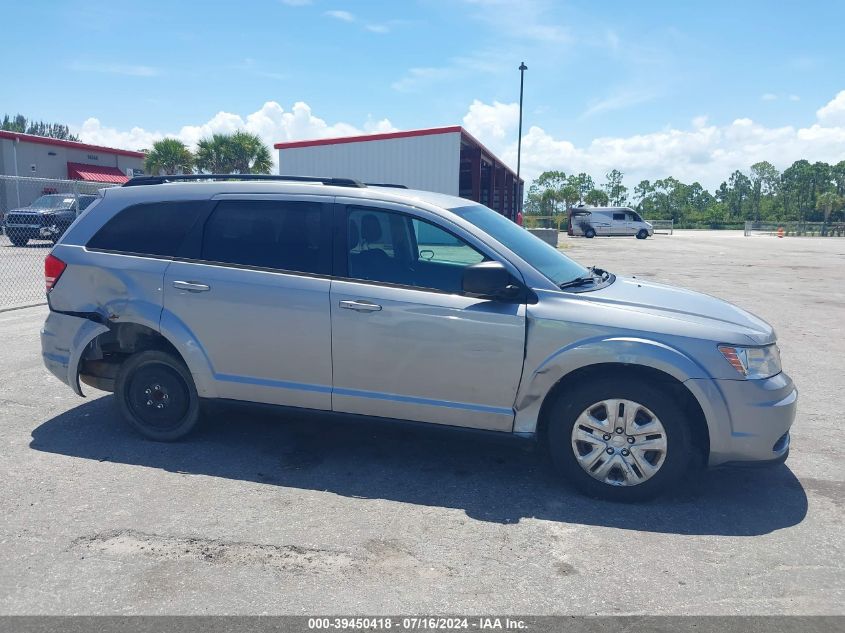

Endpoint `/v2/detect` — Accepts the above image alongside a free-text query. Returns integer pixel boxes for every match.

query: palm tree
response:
[195,133,234,174]
[230,131,273,174]
[195,132,273,174]
[144,138,193,175]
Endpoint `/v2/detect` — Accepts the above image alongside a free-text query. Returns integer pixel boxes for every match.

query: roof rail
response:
[122,174,366,188]
[365,182,409,189]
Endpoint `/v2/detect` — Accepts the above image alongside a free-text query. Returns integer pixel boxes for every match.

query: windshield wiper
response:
[559,266,610,290]
[559,275,595,289]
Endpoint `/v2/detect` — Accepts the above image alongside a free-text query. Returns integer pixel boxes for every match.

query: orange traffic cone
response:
[777,226,784,238]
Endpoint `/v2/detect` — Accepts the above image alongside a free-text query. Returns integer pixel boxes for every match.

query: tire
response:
[115,350,200,441]
[584,228,596,239]
[8,232,28,247]
[636,229,648,240]
[546,377,692,501]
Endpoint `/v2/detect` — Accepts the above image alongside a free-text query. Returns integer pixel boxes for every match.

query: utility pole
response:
[516,61,527,216]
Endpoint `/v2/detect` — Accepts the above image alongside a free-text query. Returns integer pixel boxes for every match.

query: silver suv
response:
[40,175,796,501]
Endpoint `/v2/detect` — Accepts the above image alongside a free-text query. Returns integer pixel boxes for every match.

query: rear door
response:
[162,194,334,410]
[329,199,527,431]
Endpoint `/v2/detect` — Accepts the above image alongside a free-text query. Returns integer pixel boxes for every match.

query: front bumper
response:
[690,372,797,466]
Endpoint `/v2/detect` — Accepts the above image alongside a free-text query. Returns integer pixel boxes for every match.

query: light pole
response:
[516,61,527,217]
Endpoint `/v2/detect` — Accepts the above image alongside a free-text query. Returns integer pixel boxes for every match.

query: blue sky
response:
[3,0,844,188]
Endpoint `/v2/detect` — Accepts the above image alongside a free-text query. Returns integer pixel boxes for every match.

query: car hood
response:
[578,275,775,345]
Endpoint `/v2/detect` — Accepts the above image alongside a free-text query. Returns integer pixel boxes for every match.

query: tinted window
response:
[612,212,626,221]
[201,200,329,274]
[87,201,203,257]
[347,207,486,293]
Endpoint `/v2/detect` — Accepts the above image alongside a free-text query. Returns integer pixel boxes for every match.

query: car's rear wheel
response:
[8,232,28,247]
[636,229,649,239]
[115,350,200,441]
[546,377,692,501]
[584,228,596,239]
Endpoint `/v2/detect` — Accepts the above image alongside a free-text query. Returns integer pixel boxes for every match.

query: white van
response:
[568,207,654,239]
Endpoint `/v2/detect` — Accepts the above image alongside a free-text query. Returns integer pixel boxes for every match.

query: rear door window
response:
[201,200,330,275]
[612,212,626,221]
[87,201,205,257]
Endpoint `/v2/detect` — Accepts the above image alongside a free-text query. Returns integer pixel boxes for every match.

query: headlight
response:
[718,344,781,379]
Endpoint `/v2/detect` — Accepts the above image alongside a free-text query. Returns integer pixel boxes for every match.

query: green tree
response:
[144,138,194,175]
[749,161,780,222]
[230,131,273,174]
[572,173,595,203]
[195,132,273,174]
[602,169,628,206]
[2,113,79,141]
[195,134,233,173]
[584,188,609,206]
[816,191,844,223]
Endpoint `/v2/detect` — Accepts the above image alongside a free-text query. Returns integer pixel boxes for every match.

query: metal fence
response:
[743,221,845,237]
[649,219,674,235]
[0,175,120,310]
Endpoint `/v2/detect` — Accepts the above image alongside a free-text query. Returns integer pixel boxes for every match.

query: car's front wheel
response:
[546,377,692,501]
[115,350,201,441]
[636,229,649,239]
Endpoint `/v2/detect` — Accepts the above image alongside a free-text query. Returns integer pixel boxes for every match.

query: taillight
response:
[45,253,67,292]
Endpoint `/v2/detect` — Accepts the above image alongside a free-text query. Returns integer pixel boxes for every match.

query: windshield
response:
[30,195,74,209]
[450,204,589,286]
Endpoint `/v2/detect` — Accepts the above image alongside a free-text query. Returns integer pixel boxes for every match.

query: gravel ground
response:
[0,230,842,615]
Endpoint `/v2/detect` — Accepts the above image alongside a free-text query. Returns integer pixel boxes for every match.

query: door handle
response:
[339,299,382,312]
[173,280,210,293]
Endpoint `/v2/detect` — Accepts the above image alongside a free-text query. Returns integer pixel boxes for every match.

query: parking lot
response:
[0,230,842,615]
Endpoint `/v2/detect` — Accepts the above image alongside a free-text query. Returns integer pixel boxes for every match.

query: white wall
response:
[278,132,461,195]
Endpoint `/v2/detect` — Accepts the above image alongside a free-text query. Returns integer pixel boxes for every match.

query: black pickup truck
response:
[3,194,97,246]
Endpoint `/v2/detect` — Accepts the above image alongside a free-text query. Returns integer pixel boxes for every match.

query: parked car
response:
[40,176,795,501]
[568,206,654,239]
[4,193,97,246]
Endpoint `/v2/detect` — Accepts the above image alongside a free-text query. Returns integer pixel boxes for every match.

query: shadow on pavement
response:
[30,396,808,535]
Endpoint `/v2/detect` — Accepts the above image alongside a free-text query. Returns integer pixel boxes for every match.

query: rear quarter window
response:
[86,201,205,257]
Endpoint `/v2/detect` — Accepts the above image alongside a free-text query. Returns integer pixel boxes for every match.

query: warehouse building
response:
[0,130,145,210]
[275,126,523,219]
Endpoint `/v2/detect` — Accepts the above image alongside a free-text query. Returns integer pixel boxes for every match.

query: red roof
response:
[274,126,463,150]
[0,130,145,158]
[67,162,129,184]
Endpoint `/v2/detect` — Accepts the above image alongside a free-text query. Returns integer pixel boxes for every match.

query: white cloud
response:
[581,90,658,118]
[463,100,520,142]
[75,101,396,170]
[788,94,801,102]
[460,91,845,189]
[69,61,160,77]
[74,91,845,190]
[761,93,778,101]
[817,90,845,126]
[324,9,355,22]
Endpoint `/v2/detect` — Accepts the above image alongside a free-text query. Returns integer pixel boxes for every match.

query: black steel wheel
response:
[115,350,200,441]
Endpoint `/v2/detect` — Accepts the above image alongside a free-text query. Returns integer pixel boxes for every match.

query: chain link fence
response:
[744,220,845,237]
[0,175,120,310]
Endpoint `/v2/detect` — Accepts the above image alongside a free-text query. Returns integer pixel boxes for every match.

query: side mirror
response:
[462,261,522,301]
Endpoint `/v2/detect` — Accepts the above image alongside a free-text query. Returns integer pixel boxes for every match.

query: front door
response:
[162,195,334,410]
[329,201,527,431]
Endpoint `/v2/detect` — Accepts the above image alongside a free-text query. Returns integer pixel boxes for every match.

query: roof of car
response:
[102,180,473,212]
